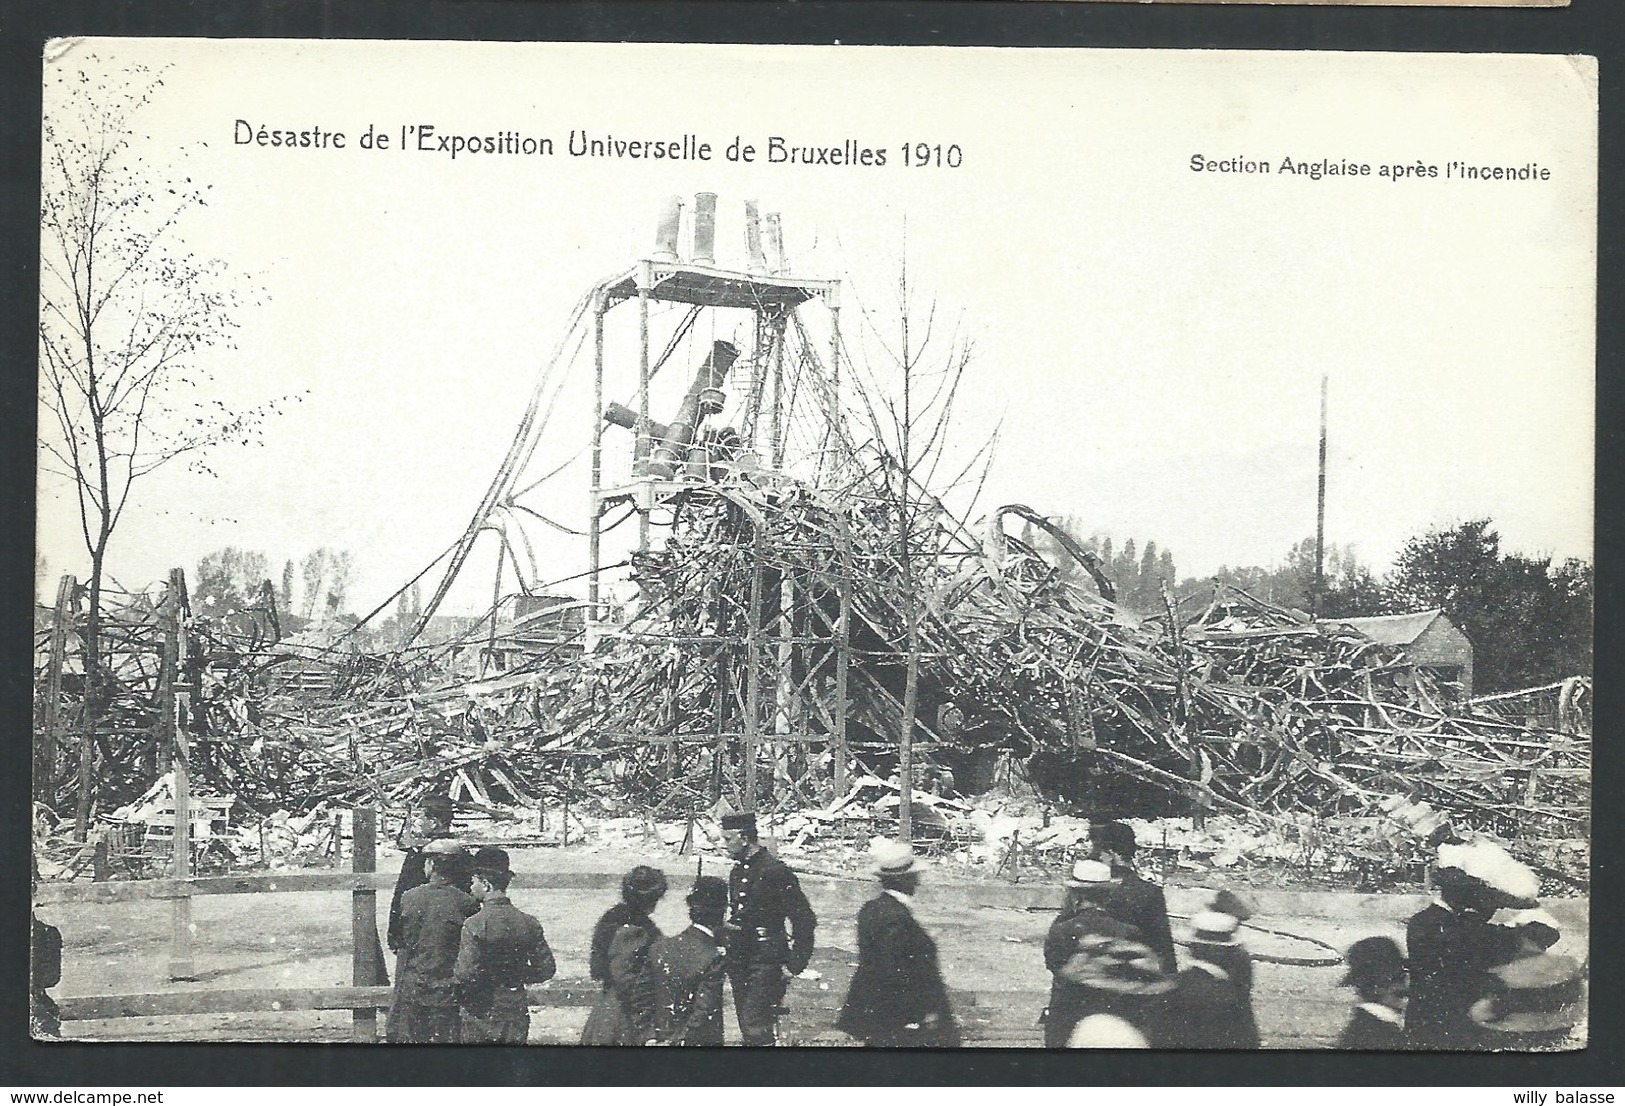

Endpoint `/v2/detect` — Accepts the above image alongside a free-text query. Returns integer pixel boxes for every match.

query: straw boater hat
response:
[1188,911,1241,946]
[422,837,467,858]
[1469,953,1586,1036]
[1066,859,1115,888]
[1435,839,1541,910]
[871,838,918,877]
[1067,1014,1150,1049]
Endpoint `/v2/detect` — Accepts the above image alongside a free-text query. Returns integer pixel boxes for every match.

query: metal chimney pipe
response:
[744,200,768,275]
[653,195,681,262]
[692,192,718,267]
[648,340,739,478]
[764,213,787,274]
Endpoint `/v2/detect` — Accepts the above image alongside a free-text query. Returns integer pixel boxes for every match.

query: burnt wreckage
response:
[35,195,1589,881]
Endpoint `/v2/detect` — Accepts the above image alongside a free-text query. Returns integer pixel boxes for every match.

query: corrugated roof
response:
[1328,609,1445,647]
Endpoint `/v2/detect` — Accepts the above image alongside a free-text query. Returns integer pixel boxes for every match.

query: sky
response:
[36,40,1596,617]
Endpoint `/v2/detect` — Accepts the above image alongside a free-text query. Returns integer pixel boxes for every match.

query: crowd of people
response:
[20,789,1584,1048]
[286,797,1591,1049]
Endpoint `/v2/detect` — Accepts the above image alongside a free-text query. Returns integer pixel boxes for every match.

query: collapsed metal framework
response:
[399,194,863,813]
[32,195,1591,878]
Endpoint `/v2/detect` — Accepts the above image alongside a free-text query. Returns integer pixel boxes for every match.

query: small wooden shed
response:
[1330,608,1475,701]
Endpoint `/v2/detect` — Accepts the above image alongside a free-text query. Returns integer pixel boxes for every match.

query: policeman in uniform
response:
[455,846,556,1044]
[720,811,816,1045]
[387,838,478,1043]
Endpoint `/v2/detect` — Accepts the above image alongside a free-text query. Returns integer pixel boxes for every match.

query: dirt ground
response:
[46,842,1589,1048]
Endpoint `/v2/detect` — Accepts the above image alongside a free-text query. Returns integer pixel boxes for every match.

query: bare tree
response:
[849,230,978,841]
[38,58,284,835]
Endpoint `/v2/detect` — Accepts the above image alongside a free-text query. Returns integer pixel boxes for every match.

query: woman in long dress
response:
[581,865,667,1045]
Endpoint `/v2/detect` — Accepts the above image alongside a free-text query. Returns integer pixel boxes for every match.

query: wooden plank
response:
[62,983,603,1021]
[39,869,643,904]
[59,982,1005,1023]
[351,806,383,1041]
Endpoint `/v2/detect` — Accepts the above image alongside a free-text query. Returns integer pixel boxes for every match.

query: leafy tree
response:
[1387,519,1591,692]
[194,546,270,615]
[37,59,285,835]
[299,547,355,624]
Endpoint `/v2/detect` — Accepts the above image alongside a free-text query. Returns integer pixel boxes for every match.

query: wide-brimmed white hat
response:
[1066,859,1114,887]
[1436,839,1540,909]
[871,838,918,876]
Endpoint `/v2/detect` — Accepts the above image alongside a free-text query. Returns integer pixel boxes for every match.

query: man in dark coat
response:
[1338,936,1410,1050]
[388,795,471,960]
[1175,912,1260,1049]
[387,838,478,1043]
[837,840,959,1048]
[1406,840,1537,1049]
[455,846,556,1044]
[30,911,62,1039]
[1089,820,1178,976]
[642,876,730,1045]
[721,811,817,1046]
[1043,861,1172,1047]
[1166,951,1259,1049]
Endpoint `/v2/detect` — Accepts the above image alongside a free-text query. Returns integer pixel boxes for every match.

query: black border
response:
[3,0,1618,1088]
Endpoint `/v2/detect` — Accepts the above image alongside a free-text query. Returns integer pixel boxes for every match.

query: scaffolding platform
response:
[602,261,838,311]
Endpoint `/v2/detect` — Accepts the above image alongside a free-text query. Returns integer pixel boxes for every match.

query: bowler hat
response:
[1342,936,1407,988]
[1089,820,1138,859]
[421,794,455,818]
[1209,888,1258,922]
[471,846,510,878]
[1469,953,1585,1035]
[720,812,757,834]
[687,875,729,912]
[871,838,918,876]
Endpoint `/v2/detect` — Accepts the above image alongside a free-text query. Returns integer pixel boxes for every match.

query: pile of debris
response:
[35,461,1588,882]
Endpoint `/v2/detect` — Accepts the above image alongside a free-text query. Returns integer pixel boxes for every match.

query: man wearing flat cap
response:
[837,840,958,1047]
[389,794,472,958]
[720,811,816,1045]
[455,846,556,1043]
[641,876,731,1046]
[387,837,478,1043]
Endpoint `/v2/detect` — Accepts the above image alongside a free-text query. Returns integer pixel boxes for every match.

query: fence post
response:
[164,569,195,981]
[39,575,76,801]
[352,805,384,1042]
